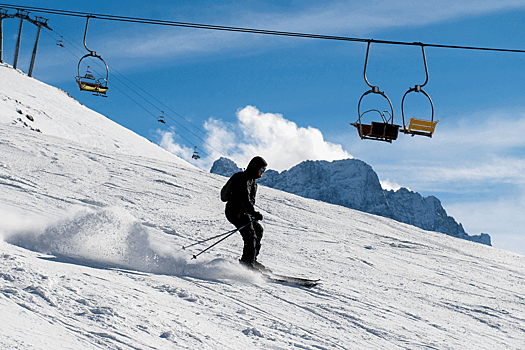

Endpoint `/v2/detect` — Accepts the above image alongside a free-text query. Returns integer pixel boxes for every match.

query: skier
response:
[221,156,267,270]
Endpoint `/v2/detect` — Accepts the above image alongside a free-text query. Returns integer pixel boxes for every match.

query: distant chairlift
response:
[192,146,200,160]
[350,42,400,143]
[56,36,64,48]
[75,16,109,97]
[400,44,438,137]
[158,111,166,124]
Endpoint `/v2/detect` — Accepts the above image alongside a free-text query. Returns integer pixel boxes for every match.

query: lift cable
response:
[42,28,233,162]
[2,3,525,54]
[44,27,252,165]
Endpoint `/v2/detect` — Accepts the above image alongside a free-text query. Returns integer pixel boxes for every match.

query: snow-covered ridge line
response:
[211,157,491,245]
[0,63,188,165]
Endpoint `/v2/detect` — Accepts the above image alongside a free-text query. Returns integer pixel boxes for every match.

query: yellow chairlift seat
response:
[400,45,438,138]
[76,74,108,95]
[404,117,438,137]
[76,78,108,94]
[75,16,109,97]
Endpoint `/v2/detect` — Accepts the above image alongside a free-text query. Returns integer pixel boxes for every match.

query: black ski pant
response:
[225,211,263,263]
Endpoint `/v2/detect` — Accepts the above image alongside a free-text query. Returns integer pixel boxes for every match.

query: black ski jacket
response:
[222,156,267,217]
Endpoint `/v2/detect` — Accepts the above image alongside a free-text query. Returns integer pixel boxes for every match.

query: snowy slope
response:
[1,65,525,349]
[0,63,187,165]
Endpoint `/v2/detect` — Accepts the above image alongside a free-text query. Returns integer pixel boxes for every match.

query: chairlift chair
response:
[400,45,438,137]
[76,65,108,96]
[192,146,200,160]
[56,36,64,47]
[350,42,400,143]
[75,17,109,97]
[158,111,166,124]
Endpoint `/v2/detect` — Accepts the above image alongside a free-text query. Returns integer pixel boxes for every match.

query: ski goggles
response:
[260,167,266,173]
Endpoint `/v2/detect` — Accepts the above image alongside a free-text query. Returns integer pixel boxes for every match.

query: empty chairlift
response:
[75,16,109,97]
[400,44,438,137]
[351,42,400,143]
[158,111,166,124]
[192,146,200,160]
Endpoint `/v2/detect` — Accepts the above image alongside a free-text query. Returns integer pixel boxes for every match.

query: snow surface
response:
[1,63,525,349]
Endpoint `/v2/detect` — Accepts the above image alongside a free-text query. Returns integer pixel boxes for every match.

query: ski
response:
[240,261,320,287]
[260,270,320,288]
[259,268,321,288]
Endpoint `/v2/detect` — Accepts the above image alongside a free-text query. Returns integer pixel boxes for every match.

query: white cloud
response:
[206,106,352,171]
[157,128,195,162]
[381,179,404,191]
[98,0,525,60]
[102,29,246,59]
[159,105,352,171]
[242,0,524,35]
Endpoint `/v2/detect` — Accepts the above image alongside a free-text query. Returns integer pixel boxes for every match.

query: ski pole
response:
[190,220,253,260]
[182,226,241,250]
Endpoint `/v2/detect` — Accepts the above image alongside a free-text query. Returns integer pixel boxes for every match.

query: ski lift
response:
[400,44,438,137]
[158,111,166,124]
[75,16,109,97]
[56,36,64,48]
[350,42,399,143]
[192,146,200,160]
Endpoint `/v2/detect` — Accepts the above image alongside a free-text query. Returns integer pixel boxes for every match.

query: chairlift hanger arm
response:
[358,42,395,124]
[353,40,400,143]
[83,16,95,55]
[417,44,429,89]
[76,15,109,94]
[400,45,436,136]
[363,41,382,92]
[363,41,429,91]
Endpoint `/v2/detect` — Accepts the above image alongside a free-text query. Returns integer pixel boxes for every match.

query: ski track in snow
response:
[1,64,525,349]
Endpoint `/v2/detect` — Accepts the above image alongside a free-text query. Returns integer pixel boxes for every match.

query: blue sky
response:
[1,0,525,255]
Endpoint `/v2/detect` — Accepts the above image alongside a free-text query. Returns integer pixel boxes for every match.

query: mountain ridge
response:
[211,157,491,245]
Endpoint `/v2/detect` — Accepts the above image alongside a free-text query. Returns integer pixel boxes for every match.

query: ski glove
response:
[252,211,263,221]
